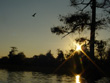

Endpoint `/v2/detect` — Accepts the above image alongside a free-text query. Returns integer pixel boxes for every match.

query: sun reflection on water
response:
[75,75,80,83]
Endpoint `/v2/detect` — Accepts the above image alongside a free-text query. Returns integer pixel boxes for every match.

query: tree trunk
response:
[90,0,96,60]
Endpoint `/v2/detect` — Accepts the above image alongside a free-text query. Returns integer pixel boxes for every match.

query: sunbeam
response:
[81,49,106,76]
[53,37,84,74]
[53,35,106,78]
[53,50,76,73]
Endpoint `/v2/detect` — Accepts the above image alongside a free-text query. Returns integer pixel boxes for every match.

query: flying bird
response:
[32,13,36,17]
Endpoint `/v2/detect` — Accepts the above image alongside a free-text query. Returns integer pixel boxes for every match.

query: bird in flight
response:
[32,13,36,17]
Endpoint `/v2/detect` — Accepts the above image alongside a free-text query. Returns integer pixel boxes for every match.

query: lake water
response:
[0,69,109,83]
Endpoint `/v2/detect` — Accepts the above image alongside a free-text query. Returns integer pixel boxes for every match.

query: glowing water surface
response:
[0,69,83,83]
[0,69,109,83]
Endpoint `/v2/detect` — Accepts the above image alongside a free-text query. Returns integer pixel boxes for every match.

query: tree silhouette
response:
[8,47,18,58]
[56,49,65,62]
[46,50,55,62]
[106,48,110,60]
[95,40,106,60]
[51,0,110,59]
[17,52,26,60]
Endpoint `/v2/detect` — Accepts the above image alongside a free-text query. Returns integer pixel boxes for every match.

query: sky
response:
[0,0,110,58]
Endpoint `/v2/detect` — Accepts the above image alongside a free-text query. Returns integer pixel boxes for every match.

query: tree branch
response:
[80,0,92,11]
[96,0,110,8]
[61,31,72,39]
[61,22,91,39]
[70,0,87,6]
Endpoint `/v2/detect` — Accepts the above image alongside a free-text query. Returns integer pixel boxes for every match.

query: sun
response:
[76,44,82,51]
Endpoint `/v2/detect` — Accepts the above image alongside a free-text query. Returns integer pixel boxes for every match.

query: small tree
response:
[8,47,17,58]
[95,40,107,60]
[56,49,65,62]
[46,50,55,61]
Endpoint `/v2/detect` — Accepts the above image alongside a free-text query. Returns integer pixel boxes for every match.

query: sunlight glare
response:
[76,44,82,51]
[75,75,80,83]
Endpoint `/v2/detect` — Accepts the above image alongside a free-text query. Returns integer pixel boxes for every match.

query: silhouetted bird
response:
[32,13,36,17]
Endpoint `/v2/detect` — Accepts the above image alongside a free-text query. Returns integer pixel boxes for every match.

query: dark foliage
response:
[51,13,91,36]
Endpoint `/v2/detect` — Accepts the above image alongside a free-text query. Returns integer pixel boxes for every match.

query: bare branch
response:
[98,0,106,8]
[80,0,85,4]
[80,0,92,11]
[96,0,110,8]
[70,0,88,6]
[62,31,72,39]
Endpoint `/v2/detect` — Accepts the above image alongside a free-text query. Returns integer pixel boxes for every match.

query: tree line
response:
[0,46,110,77]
